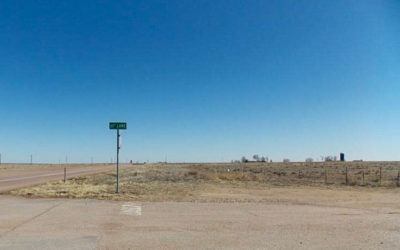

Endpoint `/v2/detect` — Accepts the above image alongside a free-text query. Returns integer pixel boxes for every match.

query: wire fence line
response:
[198,162,400,187]
[295,167,400,187]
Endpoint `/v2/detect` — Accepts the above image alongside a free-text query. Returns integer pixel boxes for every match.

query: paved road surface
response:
[0,196,399,249]
[0,165,128,193]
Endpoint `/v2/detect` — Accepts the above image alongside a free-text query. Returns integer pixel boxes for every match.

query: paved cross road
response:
[0,164,130,193]
[0,196,399,249]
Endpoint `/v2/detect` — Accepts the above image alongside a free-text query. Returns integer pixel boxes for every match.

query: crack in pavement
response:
[0,201,64,238]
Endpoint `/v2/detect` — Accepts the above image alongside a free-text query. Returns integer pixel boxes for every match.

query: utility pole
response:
[30,154,33,165]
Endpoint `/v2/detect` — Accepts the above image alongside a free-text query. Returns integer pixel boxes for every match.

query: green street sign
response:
[109,122,127,130]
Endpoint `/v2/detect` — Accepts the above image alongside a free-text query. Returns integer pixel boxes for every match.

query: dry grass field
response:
[9,161,400,202]
[4,162,400,250]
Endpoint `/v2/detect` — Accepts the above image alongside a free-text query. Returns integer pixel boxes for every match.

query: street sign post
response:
[109,122,127,130]
[109,122,127,193]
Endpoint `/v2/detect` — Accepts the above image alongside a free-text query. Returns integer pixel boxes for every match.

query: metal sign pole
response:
[109,122,126,194]
[116,129,120,193]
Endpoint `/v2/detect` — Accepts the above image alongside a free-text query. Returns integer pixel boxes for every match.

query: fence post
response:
[397,170,400,187]
[379,167,382,186]
[64,167,66,183]
[345,166,348,185]
[362,170,365,186]
[324,168,327,185]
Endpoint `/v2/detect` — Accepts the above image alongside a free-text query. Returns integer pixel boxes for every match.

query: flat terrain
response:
[1,188,400,249]
[0,164,132,193]
[3,162,400,249]
[9,162,400,201]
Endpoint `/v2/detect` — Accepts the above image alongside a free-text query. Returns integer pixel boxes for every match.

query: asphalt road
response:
[0,165,127,193]
[0,196,399,250]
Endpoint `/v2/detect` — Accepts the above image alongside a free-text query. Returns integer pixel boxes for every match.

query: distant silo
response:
[340,153,345,162]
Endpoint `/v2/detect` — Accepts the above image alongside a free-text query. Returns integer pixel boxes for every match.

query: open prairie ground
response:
[8,161,400,203]
[3,162,400,249]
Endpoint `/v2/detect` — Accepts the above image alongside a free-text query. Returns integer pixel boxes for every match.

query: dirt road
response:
[0,164,128,192]
[0,195,399,249]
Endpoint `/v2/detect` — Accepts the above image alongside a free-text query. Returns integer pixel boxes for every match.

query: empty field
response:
[9,161,400,202]
[4,162,400,249]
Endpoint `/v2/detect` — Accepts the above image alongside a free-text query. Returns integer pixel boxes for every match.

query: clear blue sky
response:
[0,0,399,163]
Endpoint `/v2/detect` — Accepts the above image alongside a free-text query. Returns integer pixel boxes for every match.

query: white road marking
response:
[120,203,142,216]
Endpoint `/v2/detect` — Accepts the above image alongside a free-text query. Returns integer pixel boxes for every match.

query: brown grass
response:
[9,161,400,201]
